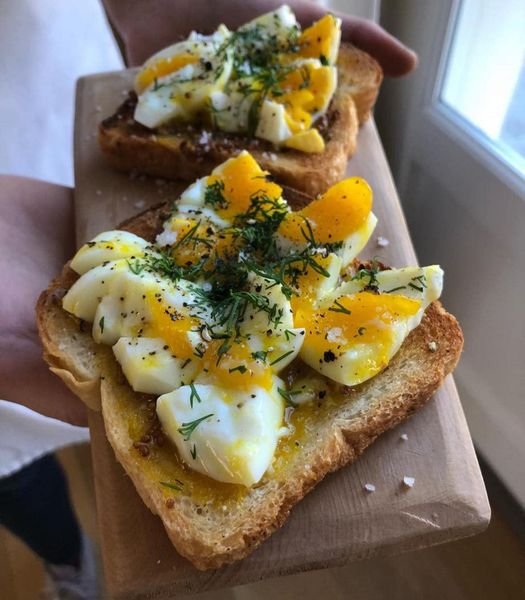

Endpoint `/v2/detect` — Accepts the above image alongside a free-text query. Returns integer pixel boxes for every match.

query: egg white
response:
[134,26,234,129]
[156,378,284,486]
[299,266,444,386]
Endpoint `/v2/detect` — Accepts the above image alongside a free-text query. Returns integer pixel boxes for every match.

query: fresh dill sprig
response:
[216,24,300,134]
[160,480,184,492]
[204,180,227,209]
[171,221,214,254]
[352,262,380,292]
[408,274,427,292]
[177,414,214,441]
[127,258,145,275]
[251,350,269,362]
[277,387,300,408]
[189,382,202,409]
[270,349,294,366]
[328,299,351,315]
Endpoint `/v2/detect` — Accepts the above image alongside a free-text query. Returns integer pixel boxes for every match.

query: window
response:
[440,0,525,176]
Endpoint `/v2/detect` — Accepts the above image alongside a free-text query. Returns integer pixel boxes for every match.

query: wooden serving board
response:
[74,71,490,599]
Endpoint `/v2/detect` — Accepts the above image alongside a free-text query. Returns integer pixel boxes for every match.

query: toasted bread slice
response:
[37,197,463,570]
[98,44,382,196]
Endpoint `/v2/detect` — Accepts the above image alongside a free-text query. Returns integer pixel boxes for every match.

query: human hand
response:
[0,177,88,427]
[103,0,417,77]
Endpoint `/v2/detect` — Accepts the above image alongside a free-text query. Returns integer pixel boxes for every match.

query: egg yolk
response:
[290,255,335,311]
[297,14,339,63]
[296,292,421,380]
[206,153,283,220]
[145,295,273,390]
[278,177,372,244]
[268,65,335,135]
[135,53,199,94]
[167,218,216,266]
[145,297,196,360]
[202,339,273,391]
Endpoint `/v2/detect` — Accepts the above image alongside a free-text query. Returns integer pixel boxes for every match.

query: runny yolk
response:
[295,292,421,380]
[206,153,283,221]
[135,54,199,94]
[145,297,196,360]
[278,177,372,244]
[290,255,335,312]
[297,14,339,63]
[202,340,273,391]
[146,297,272,390]
[168,218,215,266]
[275,66,335,133]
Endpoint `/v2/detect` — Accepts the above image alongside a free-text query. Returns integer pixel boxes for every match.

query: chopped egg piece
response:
[134,26,233,129]
[297,14,341,65]
[278,177,377,267]
[296,266,443,385]
[113,337,194,395]
[71,231,151,275]
[156,380,284,486]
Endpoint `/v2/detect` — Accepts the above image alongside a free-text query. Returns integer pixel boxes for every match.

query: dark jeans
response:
[0,453,81,568]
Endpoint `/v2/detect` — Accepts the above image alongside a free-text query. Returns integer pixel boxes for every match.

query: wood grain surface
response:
[74,71,490,599]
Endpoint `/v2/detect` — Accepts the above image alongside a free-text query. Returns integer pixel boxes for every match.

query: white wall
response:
[0,0,123,186]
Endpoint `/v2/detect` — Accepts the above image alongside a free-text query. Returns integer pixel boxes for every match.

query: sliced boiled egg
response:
[132,8,341,153]
[156,379,284,486]
[284,129,325,153]
[238,5,298,42]
[296,14,341,65]
[70,231,151,275]
[278,177,377,267]
[290,252,342,312]
[134,26,233,128]
[63,259,129,321]
[173,151,284,224]
[296,266,443,386]
[62,152,446,489]
[255,100,293,145]
[113,337,197,395]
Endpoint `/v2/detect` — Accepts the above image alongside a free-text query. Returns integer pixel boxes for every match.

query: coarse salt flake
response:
[376,236,390,247]
[364,483,376,492]
[326,327,343,343]
[403,476,415,488]
[199,130,211,145]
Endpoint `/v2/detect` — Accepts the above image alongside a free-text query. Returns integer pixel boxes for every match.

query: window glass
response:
[441,0,525,176]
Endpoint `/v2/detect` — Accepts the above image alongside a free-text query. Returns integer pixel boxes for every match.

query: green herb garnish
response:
[178,414,214,441]
[160,480,184,492]
[204,180,227,209]
[189,382,202,409]
[328,299,351,315]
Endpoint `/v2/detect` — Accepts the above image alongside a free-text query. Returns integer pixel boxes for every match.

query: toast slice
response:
[37,196,463,570]
[98,44,382,196]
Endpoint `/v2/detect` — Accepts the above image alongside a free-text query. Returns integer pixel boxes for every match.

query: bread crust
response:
[98,44,382,196]
[36,199,463,570]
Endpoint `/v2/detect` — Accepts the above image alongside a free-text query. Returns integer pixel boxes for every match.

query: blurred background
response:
[1,0,524,598]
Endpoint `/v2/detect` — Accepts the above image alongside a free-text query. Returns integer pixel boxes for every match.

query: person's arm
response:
[0,176,87,426]
[103,0,417,76]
